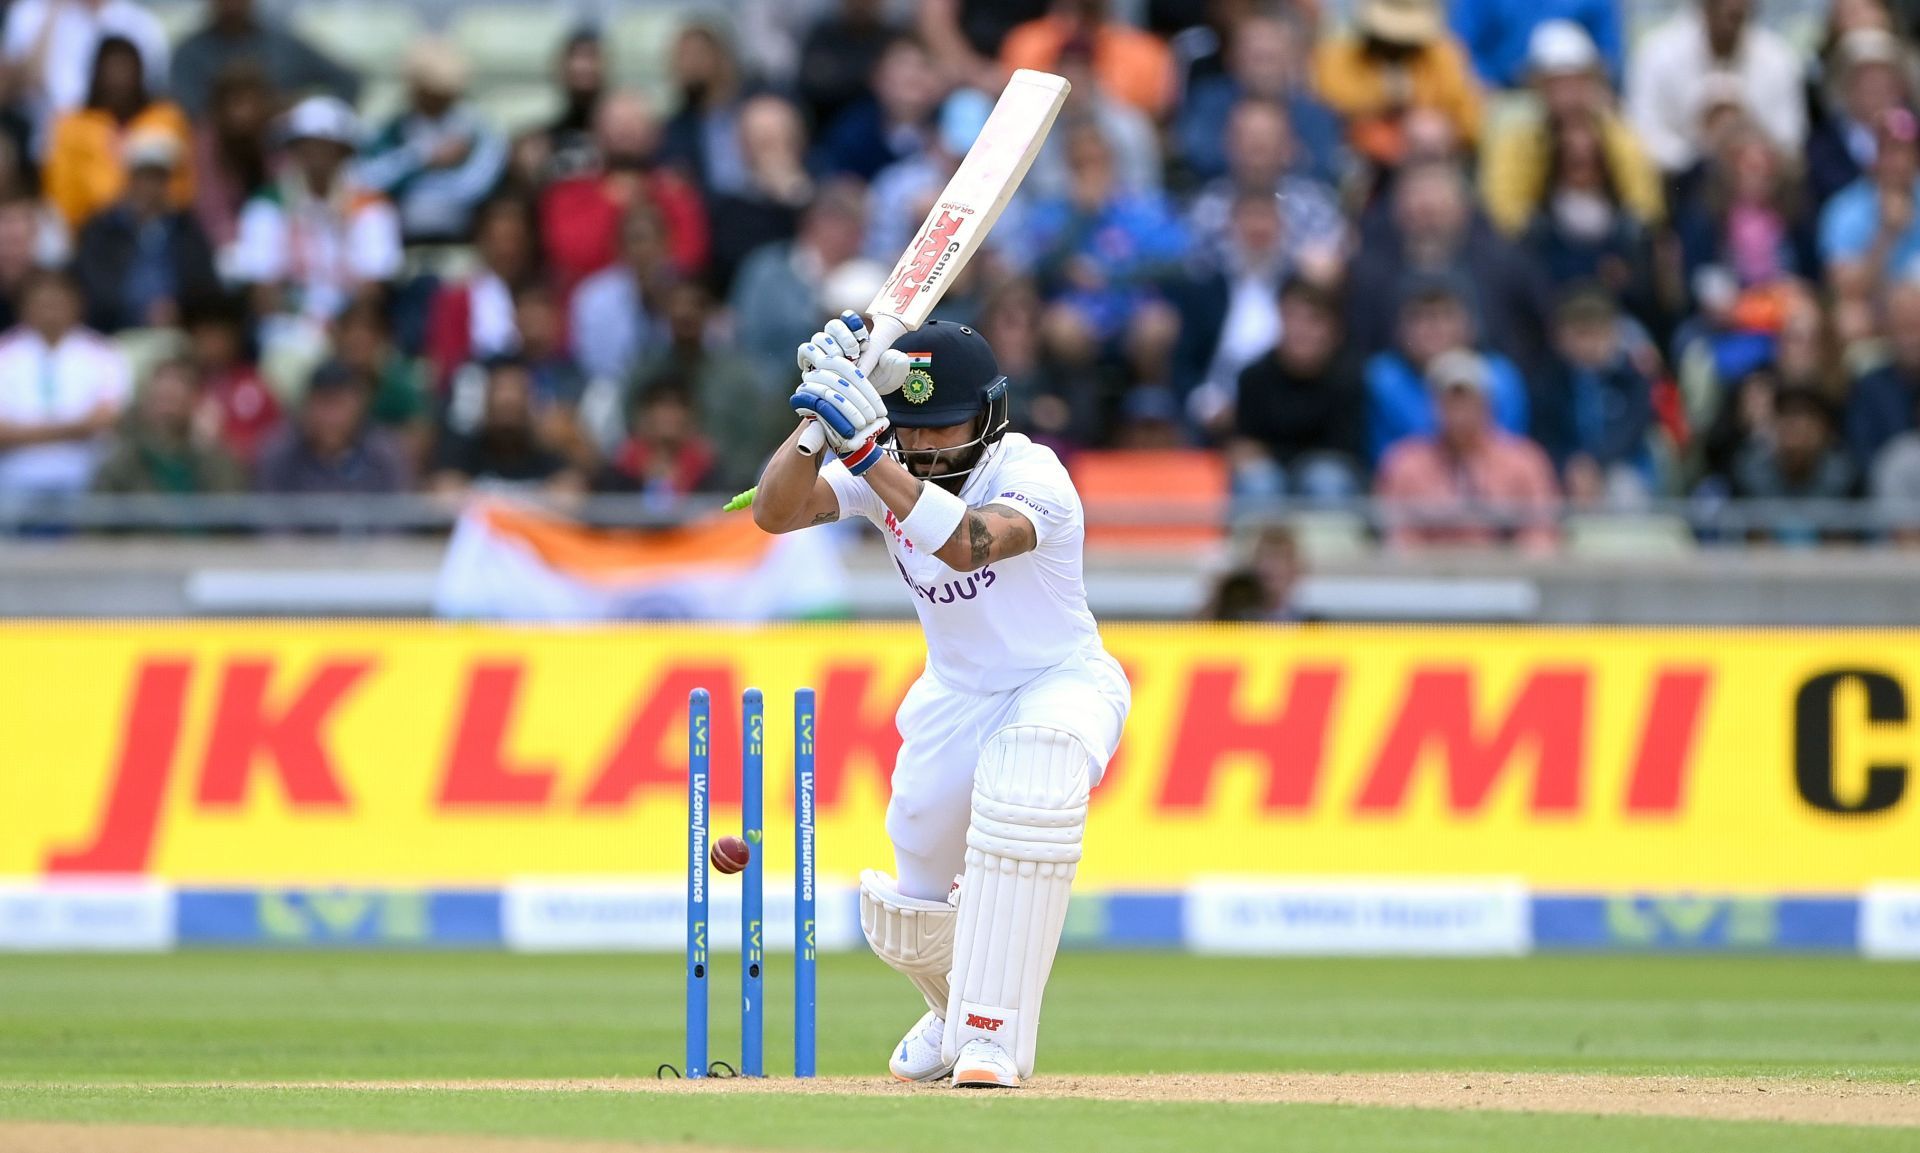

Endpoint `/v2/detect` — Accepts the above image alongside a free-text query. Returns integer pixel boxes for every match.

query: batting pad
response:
[859,869,956,1016]
[943,724,1091,1077]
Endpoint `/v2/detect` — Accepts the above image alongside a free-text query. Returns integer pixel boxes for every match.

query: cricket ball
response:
[711,835,751,875]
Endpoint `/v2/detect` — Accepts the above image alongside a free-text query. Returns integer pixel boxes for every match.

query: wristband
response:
[898,479,968,553]
[842,435,884,476]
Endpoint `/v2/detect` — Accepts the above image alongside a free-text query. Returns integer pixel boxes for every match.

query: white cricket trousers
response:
[886,648,1131,901]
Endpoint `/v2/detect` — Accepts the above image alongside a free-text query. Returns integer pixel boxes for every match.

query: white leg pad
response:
[942,724,1091,1079]
[859,869,955,1016]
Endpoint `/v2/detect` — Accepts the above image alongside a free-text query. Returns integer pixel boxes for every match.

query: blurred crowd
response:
[8,0,1920,548]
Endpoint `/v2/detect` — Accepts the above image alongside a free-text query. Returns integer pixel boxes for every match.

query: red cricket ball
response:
[711,834,751,875]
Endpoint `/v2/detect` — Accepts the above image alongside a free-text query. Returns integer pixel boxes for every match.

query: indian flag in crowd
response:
[435,500,848,621]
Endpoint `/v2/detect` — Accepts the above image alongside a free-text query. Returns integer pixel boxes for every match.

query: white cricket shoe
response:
[889,1010,953,1082]
[950,1037,1020,1089]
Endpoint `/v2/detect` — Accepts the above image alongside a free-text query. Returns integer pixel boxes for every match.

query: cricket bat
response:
[795,68,1070,456]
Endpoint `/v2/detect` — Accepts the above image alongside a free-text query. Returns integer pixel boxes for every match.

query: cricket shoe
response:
[950,1037,1019,1089]
[889,1010,953,1082]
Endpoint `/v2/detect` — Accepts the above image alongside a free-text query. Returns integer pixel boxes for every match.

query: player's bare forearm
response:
[861,455,1036,571]
[751,422,841,534]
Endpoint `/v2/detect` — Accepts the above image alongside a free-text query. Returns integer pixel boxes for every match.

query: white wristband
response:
[899,482,969,554]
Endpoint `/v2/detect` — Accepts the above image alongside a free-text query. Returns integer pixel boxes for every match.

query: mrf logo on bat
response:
[886,204,973,314]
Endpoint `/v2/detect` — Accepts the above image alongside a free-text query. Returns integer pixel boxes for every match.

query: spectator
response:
[512,283,592,448]
[191,63,272,251]
[1346,160,1551,375]
[423,196,537,389]
[184,293,280,468]
[570,202,671,388]
[1481,21,1663,236]
[1821,107,1920,306]
[999,0,1175,119]
[797,0,899,130]
[707,94,814,296]
[1364,273,1530,463]
[229,96,402,325]
[1176,13,1344,185]
[92,358,243,493]
[1532,288,1657,505]
[357,39,507,246]
[513,30,607,188]
[1626,0,1807,175]
[1449,0,1621,90]
[1024,38,1161,199]
[660,21,753,197]
[600,383,718,500]
[1845,279,1920,469]
[540,90,708,295]
[634,280,785,493]
[1185,99,1345,275]
[982,276,1110,452]
[1517,108,1659,316]
[920,0,1051,92]
[1870,430,1920,541]
[430,355,583,498]
[1733,386,1856,503]
[1202,569,1269,621]
[0,198,58,330]
[1676,124,1815,301]
[1,0,168,149]
[331,299,428,445]
[1169,190,1289,433]
[731,181,867,389]
[1696,364,1779,492]
[169,0,358,119]
[72,131,219,333]
[1807,29,1910,212]
[1375,348,1561,551]
[1227,274,1368,500]
[254,360,410,494]
[1312,0,1482,169]
[44,36,192,231]
[815,36,943,183]
[0,268,129,494]
[1020,122,1188,345]
[1203,525,1305,621]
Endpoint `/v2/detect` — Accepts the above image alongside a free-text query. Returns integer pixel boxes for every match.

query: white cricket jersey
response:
[823,433,1104,694]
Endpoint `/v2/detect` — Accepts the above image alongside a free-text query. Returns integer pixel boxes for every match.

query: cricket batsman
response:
[752,312,1131,1088]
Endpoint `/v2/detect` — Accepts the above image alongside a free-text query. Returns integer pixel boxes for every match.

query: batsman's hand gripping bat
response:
[795,69,1069,457]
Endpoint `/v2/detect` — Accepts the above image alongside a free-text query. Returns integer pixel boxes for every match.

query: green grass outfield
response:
[1,952,1917,1151]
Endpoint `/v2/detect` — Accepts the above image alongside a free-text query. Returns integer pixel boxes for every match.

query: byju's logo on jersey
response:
[896,558,997,605]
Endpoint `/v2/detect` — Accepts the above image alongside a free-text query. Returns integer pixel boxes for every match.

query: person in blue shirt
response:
[1450,0,1623,90]
[1174,14,1344,184]
[1020,120,1189,345]
[1820,106,1920,289]
[1364,272,1529,463]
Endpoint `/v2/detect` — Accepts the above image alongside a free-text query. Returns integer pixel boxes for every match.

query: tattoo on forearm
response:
[809,510,838,526]
[966,513,992,567]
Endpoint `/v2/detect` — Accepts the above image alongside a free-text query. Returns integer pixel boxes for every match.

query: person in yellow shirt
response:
[1480,20,1663,235]
[44,35,193,231]
[1312,0,1481,167]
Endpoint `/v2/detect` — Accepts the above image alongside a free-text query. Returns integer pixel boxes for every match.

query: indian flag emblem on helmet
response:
[901,352,934,404]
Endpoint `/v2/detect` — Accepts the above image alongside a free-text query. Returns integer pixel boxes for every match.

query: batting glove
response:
[791,334,889,475]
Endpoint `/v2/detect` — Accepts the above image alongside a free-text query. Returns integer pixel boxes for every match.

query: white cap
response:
[1427,348,1491,395]
[282,95,360,149]
[123,129,180,170]
[1528,20,1600,77]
